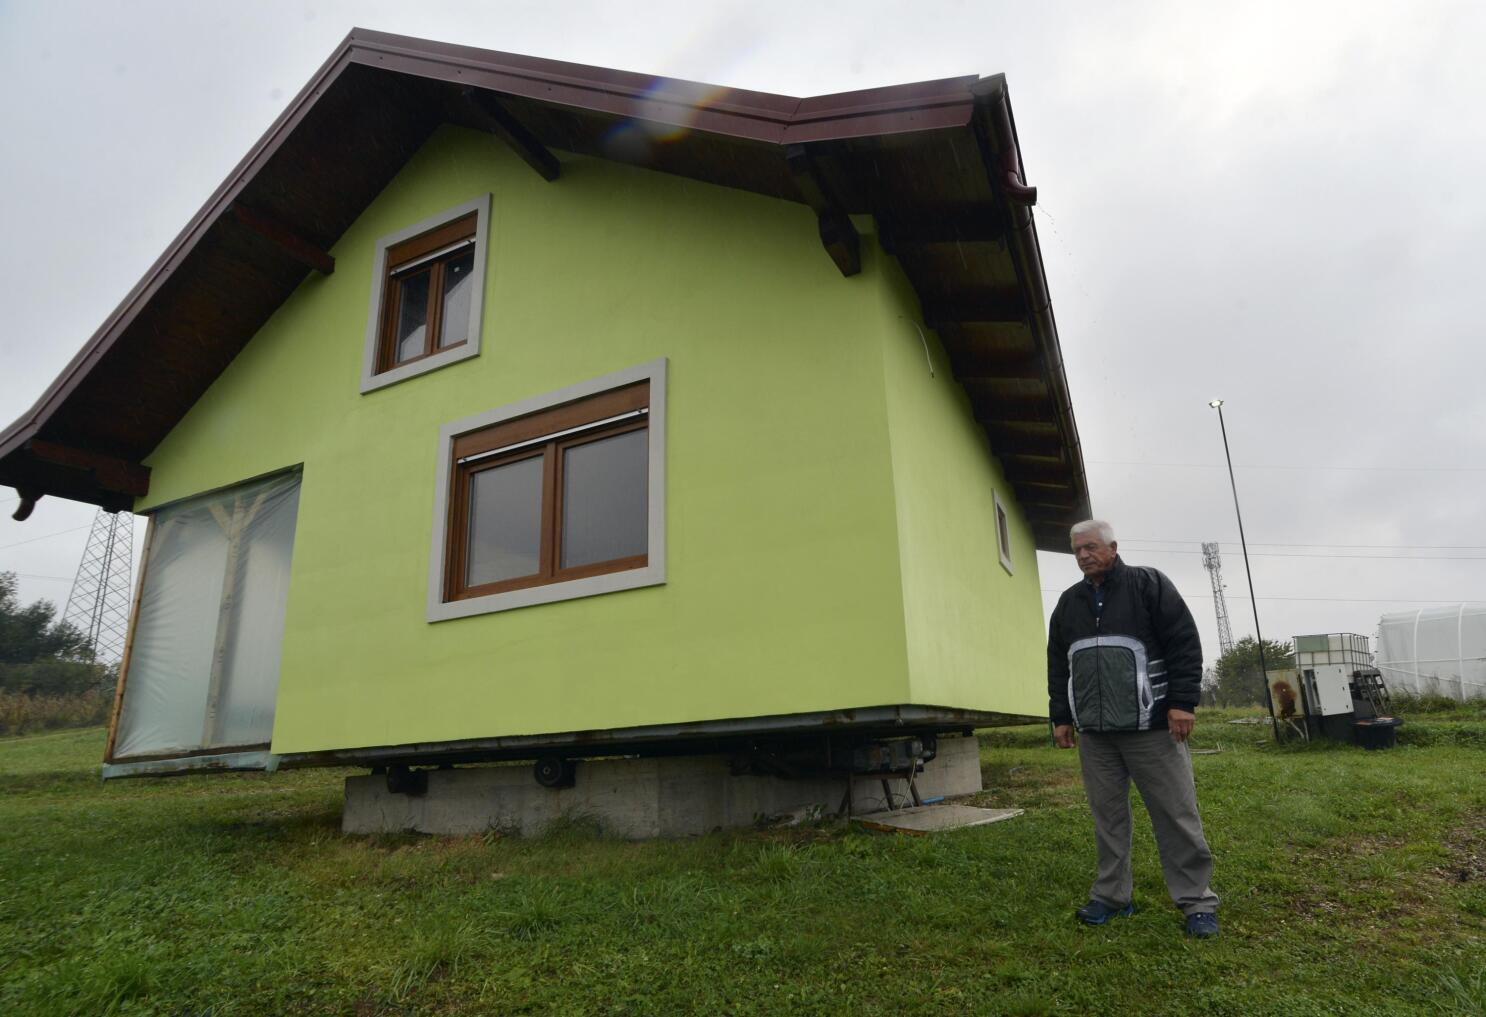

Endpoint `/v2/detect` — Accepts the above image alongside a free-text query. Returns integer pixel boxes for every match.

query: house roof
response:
[0,28,1090,551]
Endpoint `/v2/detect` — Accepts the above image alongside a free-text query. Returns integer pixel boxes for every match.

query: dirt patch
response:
[1433,814,1486,884]
[1316,831,1409,860]
[967,764,1083,811]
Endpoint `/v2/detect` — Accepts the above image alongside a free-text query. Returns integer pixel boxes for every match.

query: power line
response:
[0,525,92,551]
[1040,589,1475,605]
[1089,460,1486,473]
[1122,547,1486,562]
[1123,538,1486,550]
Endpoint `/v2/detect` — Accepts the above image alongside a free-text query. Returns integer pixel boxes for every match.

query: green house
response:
[0,31,1090,780]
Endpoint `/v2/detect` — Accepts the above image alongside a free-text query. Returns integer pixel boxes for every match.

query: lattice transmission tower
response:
[63,509,134,665]
[1201,541,1235,656]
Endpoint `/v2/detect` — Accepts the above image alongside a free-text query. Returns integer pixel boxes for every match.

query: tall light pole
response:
[1209,399,1279,736]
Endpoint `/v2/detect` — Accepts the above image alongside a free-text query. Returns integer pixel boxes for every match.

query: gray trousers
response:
[1077,729,1219,916]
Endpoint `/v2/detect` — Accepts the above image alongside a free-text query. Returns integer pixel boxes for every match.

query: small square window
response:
[428,361,667,621]
[360,195,490,394]
[994,490,1014,575]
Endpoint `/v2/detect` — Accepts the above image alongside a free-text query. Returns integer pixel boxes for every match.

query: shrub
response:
[1395,721,1486,748]
[0,689,113,737]
[1390,691,1486,718]
[0,657,114,697]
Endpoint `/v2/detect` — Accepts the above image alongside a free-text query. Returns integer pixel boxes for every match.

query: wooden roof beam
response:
[923,291,1023,328]
[976,403,1059,425]
[27,440,150,498]
[465,88,560,182]
[1016,487,1079,511]
[785,143,860,277]
[1008,461,1079,487]
[988,432,1065,459]
[229,204,334,275]
[947,345,1045,381]
[878,209,1003,252]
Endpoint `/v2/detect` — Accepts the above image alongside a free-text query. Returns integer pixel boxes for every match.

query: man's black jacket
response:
[1046,556,1203,731]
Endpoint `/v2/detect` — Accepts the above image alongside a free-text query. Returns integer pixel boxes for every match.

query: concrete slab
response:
[855,804,1023,835]
[342,732,983,838]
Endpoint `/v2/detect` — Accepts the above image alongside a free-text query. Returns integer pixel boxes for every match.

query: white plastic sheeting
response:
[1375,604,1486,701]
[113,471,301,759]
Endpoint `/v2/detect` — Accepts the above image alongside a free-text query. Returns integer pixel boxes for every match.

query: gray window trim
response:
[427,359,668,622]
[359,194,492,394]
[994,489,1014,575]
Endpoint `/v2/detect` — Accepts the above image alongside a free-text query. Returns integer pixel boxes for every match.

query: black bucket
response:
[1353,717,1403,750]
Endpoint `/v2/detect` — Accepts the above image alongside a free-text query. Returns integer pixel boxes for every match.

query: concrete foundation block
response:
[342,733,983,839]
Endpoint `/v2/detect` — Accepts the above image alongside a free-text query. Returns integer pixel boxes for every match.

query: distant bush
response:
[0,572,117,733]
[1395,721,1486,749]
[0,657,114,698]
[0,690,113,737]
[1389,692,1486,718]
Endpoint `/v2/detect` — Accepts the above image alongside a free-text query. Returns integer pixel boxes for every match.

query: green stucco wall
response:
[874,251,1048,719]
[137,124,1047,754]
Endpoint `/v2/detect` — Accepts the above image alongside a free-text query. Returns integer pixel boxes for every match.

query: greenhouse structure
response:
[1375,605,1486,701]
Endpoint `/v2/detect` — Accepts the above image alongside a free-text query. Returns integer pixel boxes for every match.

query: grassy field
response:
[1,705,1482,1016]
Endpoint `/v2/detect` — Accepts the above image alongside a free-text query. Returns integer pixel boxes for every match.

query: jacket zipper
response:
[1094,601,1102,731]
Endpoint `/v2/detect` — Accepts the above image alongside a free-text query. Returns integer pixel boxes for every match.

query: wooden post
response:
[104,515,155,763]
[200,491,268,747]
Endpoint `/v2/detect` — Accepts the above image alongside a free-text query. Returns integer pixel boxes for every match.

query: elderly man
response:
[1047,519,1220,938]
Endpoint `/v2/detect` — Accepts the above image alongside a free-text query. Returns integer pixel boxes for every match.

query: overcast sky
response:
[2,0,1483,670]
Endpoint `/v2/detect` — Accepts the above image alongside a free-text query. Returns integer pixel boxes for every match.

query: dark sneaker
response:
[1075,900,1135,925]
[1184,912,1219,938]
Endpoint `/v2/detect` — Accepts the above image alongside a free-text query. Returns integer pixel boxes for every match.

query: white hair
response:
[1069,519,1115,545]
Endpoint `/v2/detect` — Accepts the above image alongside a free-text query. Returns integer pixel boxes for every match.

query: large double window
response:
[360,195,491,394]
[428,361,667,621]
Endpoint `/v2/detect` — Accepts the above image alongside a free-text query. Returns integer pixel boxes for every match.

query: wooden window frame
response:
[445,384,649,601]
[359,195,491,395]
[427,360,668,622]
[994,490,1015,575]
[376,213,477,372]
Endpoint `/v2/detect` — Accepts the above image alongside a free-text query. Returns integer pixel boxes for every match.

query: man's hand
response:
[1054,724,1076,749]
[1168,709,1195,743]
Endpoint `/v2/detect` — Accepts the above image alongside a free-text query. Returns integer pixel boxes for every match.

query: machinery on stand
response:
[1266,633,1404,749]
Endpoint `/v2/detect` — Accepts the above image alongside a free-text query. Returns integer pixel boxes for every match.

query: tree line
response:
[1203,635,1296,707]
[0,572,115,697]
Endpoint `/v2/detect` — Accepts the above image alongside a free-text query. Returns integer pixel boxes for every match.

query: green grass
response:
[1,709,1482,1016]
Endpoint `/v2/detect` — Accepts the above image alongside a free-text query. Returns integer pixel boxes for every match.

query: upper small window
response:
[360,195,491,394]
[380,214,476,370]
[994,490,1014,575]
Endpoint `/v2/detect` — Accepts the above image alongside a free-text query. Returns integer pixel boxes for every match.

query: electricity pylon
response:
[62,509,134,665]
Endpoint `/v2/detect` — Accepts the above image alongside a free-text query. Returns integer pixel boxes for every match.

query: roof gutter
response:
[969,74,1091,533]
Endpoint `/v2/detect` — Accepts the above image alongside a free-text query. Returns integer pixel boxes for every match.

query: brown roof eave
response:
[1,31,1088,537]
[970,75,1091,551]
[0,30,980,478]
[0,38,363,470]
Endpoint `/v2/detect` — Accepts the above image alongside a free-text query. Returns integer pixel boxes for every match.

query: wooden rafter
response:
[877,209,1003,252]
[785,143,860,277]
[26,440,149,497]
[922,291,1024,327]
[229,204,335,275]
[464,88,560,182]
